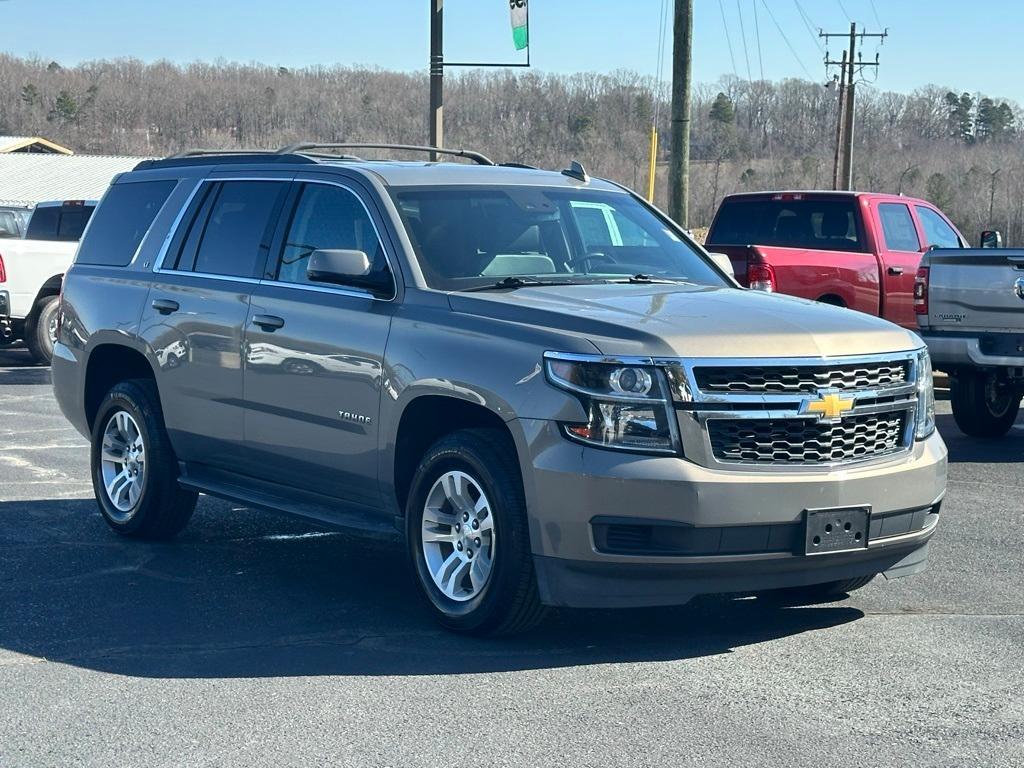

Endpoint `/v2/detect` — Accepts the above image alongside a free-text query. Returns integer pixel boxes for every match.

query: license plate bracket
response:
[804,506,870,555]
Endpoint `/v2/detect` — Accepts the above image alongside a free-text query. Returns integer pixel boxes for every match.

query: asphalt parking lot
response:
[1,347,1022,768]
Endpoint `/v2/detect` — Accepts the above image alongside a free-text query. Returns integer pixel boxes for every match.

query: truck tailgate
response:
[923,249,1024,333]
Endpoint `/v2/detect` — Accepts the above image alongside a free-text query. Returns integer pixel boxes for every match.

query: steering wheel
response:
[576,252,617,273]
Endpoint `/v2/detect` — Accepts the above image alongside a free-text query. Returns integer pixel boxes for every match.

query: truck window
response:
[707,198,863,252]
[25,204,95,242]
[878,203,921,252]
[915,206,961,249]
[76,180,177,267]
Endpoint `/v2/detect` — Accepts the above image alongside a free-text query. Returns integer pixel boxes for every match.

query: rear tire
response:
[25,295,59,365]
[90,379,197,539]
[950,371,1021,438]
[406,428,546,635]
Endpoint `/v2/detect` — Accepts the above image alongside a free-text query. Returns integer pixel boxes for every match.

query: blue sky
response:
[3,0,1021,102]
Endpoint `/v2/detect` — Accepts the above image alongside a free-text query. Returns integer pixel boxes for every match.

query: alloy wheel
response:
[421,470,495,602]
[100,410,146,519]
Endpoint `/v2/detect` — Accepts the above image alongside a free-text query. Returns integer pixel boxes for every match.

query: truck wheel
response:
[406,428,546,635]
[950,371,1021,438]
[24,295,59,365]
[90,379,197,539]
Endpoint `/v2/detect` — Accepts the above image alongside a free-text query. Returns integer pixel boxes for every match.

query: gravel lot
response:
[1,347,1021,767]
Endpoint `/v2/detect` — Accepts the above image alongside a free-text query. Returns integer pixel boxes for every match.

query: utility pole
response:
[429,0,443,159]
[830,51,847,190]
[821,23,887,191]
[668,0,693,228]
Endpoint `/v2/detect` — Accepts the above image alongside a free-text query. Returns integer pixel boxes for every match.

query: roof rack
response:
[278,142,495,166]
[134,149,318,171]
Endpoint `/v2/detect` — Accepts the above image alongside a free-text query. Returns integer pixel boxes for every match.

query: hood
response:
[448,283,921,359]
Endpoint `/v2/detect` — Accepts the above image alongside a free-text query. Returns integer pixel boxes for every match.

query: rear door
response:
[240,176,397,509]
[873,201,923,328]
[139,176,290,472]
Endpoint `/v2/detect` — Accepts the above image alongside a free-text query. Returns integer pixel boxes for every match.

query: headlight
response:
[544,353,681,454]
[915,348,936,440]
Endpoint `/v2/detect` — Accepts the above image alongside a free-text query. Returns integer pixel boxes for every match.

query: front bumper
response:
[516,418,947,608]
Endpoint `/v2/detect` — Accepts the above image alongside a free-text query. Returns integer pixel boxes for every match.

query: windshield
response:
[393,186,726,291]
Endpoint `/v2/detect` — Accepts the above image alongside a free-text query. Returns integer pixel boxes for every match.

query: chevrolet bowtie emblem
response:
[803,392,855,421]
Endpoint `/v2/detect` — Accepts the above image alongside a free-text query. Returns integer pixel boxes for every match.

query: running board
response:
[178,464,398,539]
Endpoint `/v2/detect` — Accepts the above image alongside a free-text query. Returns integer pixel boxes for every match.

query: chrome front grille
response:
[693,361,910,394]
[670,351,921,470]
[707,412,907,465]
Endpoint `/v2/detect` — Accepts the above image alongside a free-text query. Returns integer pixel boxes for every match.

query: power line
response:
[735,0,753,81]
[717,0,739,79]
[836,0,852,22]
[759,0,815,80]
[793,0,825,54]
[752,0,765,81]
[654,0,668,125]
[868,0,883,28]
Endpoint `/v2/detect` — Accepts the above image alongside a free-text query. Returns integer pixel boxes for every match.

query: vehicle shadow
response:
[0,496,863,679]
[0,347,49,384]
[937,412,1024,463]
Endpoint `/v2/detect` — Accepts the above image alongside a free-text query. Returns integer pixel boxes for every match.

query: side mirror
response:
[707,251,736,277]
[980,230,1002,249]
[307,249,371,283]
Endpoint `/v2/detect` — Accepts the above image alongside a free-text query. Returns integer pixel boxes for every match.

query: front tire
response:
[950,371,1021,438]
[90,379,197,539]
[406,429,546,635]
[25,295,59,364]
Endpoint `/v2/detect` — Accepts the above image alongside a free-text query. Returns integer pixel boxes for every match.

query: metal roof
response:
[0,153,151,207]
[0,135,74,154]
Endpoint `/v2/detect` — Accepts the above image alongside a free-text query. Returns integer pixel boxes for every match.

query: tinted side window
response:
[25,207,59,240]
[878,203,920,251]
[77,184,175,266]
[277,183,390,290]
[181,181,287,279]
[915,206,961,248]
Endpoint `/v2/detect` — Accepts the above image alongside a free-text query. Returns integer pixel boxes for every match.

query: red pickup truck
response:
[704,191,966,329]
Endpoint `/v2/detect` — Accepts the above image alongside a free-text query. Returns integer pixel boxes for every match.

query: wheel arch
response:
[83,343,159,431]
[390,393,520,517]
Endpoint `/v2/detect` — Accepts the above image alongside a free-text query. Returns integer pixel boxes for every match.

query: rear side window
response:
[76,182,175,266]
[878,203,920,252]
[915,206,961,249]
[171,181,287,278]
[26,204,95,242]
[707,198,862,252]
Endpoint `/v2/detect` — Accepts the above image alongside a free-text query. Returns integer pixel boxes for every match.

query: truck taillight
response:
[913,267,929,314]
[747,263,776,292]
[0,253,5,283]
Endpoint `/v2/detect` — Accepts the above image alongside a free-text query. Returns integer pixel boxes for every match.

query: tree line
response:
[1,53,1022,244]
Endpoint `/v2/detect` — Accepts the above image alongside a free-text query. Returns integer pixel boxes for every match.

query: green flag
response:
[510,0,529,50]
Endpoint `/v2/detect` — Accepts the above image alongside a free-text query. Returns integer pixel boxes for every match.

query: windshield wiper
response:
[617,273,695,285]
[464,276,595,292]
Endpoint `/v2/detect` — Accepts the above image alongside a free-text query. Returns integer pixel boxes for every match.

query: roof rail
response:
[134,149,318,171]
[278,142,495,166]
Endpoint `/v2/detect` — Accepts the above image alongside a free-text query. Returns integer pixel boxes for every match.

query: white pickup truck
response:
[916,243,1024,436]
[0,200,95,363]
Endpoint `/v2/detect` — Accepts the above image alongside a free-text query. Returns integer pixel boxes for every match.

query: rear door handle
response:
[251,314,285,331]
[887,266,904,276]
[151,298,179,315]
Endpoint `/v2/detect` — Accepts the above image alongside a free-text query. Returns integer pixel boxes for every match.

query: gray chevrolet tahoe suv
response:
[52,144,947,634]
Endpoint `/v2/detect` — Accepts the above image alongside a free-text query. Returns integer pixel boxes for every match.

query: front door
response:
[874,201,923,328]
[139,177,290,472]
[242,179,397,508]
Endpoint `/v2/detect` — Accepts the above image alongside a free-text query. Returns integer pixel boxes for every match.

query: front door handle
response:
[252,314,285,331]
[887,266,904,276]
[151,298,179,315]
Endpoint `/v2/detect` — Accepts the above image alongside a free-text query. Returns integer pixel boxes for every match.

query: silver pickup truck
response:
[916,248,1024,436]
